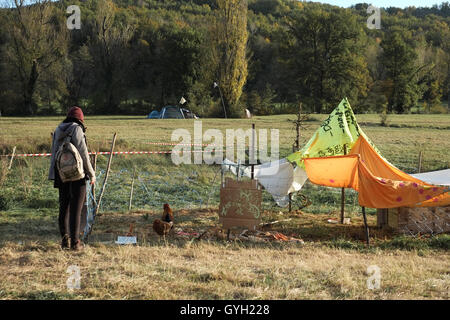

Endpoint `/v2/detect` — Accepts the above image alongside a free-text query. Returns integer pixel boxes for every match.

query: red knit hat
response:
[67,106,84,122]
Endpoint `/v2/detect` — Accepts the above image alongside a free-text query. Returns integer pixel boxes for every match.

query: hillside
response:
[0,0,449,116]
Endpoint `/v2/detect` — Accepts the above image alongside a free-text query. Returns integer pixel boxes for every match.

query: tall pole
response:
[94,133,117,216]
[340,144,348,224]
[91,153,98,202]
[417,150,423,173]
[128,167,136,212]
[288,193,292,213]
[8,146,16,170]
[251,123,255,179]
[362,206,370,246]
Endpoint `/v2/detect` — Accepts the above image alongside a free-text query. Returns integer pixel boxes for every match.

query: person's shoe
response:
[61,235,70,250]
[71,239,84,251]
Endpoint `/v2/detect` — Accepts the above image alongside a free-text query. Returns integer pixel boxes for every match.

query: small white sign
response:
[115,236,137,245]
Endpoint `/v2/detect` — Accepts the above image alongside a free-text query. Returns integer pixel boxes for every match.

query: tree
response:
[379,29,424,113]
[427,80,443,112]
[3,0,68,115]
[88,0,135,113]
[285,5,369,113]
[213,0,249,118]
[442,29,450,110]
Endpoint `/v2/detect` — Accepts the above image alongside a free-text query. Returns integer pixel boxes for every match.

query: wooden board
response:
[219,178,262,230]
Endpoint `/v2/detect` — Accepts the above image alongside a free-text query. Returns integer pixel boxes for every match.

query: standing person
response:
[49,107,96,251]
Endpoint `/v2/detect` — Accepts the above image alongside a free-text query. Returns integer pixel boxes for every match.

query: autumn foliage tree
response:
[213,0,249,118]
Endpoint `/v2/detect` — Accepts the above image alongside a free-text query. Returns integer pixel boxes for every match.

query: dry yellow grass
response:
[0,240,448,300]
[0,210,448,300]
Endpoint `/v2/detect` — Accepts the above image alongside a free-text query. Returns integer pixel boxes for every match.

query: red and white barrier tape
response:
[144,142,216,147]
[1,149,232,158]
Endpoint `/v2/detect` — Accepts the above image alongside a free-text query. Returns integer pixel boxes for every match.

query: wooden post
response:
[417,150,423,173]
[128,167,136,212]
[91,153,97,202]
[8,146,16,170]
[94,133,117,216]
[251,123,255,180]
[295,103,302,150]
[288,193,292,213]
[362,206,370,246]
[340,144,347,224]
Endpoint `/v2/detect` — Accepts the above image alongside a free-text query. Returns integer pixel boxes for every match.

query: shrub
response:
[429,234,450,250]
[379,103,390,127]
[26,197,58,209]
[0,194,11,211]
[381,235,429,251]
[430,104,448,114]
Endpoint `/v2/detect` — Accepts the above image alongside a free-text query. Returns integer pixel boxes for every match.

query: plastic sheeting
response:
[411,169,450,186]
[222,158,308,207]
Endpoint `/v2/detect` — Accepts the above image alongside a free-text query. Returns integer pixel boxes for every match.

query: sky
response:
[314,0,445,8]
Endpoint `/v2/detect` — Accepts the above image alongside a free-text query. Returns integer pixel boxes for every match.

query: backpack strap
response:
[63,132,72,143]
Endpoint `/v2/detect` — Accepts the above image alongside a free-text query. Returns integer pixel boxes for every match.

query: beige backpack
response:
[56,131,85,183]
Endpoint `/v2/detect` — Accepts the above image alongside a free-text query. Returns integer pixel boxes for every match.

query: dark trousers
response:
[58,179,86,241]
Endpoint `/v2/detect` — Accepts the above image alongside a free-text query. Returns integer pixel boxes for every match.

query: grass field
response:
[0,114,449,300]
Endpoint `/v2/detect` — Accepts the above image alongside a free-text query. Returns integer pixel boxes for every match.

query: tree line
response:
[0,0,449,117]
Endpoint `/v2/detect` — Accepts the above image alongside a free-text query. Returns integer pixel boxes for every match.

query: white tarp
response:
[411,169,450,186]
[222,158,308,207]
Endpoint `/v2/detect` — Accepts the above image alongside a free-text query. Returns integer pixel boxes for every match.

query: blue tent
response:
[147,110,160,119]
[147,106,186,119]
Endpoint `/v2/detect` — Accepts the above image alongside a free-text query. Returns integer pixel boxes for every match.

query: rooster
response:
[162,203,174,223]
[152,203,174,240]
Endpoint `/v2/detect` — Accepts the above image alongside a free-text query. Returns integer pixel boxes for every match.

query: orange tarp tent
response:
[304,136,450,208]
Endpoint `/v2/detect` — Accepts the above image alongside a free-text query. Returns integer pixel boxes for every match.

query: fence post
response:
[8,146,16,170]
[128,167,136,212]
[288,193,292,213]
[91,153,98,202]
[417,150,423,173]
[94,133,117,216]
[251,123,255,180]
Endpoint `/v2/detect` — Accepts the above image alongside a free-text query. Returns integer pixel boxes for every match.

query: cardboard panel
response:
[219,178,262,230]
